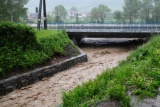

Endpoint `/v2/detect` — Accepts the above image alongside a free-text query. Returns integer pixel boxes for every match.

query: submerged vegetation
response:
[0,22,78,80]
[62,36,160,107]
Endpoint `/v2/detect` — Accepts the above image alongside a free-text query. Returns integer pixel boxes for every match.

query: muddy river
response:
[1,38,158,107]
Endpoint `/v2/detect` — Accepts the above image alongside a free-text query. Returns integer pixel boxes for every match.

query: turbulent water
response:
[1,38,158,107]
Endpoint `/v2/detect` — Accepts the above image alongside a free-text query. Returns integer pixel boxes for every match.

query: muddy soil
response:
[0,38,158,107]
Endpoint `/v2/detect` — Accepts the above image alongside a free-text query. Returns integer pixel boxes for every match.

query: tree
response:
[0,0,29,22]
[76,13,79,24]
[152,1,160,22]
[113,10,123,23]
[153,0,160,4]
[70,7,77,20]
[98,4,110,23]
[90,7,100,23]
[123,0,141,23]
[140,0,153,23]
[53,5,67,23]
[47,12,54,24]
[70,7,77,12]
[90,4,110,23]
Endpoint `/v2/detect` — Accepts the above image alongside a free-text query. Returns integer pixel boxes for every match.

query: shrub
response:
[0,22,38,50]
[37,30,71,56]
[0,22,78,79]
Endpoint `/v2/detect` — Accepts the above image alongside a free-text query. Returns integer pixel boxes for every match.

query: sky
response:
[25,0,124,13]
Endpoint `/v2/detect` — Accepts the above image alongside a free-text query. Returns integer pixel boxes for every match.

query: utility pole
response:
[37,0,42,30]
[43,0,47,29]
[37,0,47,30]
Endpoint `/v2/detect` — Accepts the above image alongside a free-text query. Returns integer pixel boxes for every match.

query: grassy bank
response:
[62,36,160,107]
[0,22,78,80]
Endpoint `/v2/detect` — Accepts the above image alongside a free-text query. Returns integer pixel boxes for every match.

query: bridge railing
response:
[46,24,160,33]
[28,23,160,33]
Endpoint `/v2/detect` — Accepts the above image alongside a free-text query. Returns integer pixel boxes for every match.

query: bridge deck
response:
[51,24,160,33]
[53,24,160,38]
[29,24,160,38]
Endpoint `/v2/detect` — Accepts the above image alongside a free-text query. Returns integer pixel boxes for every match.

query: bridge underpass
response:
[67,32,153,45]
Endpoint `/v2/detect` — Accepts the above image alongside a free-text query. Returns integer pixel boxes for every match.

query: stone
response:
[21,79,28,87]
[37,73,43,80]
[0,88,6,96]
[0,79,5,87]
[30,70,39,77]
[44,69,53,77]
[3,76,17,88]
[6,86,15,93]
[32,76,39,83]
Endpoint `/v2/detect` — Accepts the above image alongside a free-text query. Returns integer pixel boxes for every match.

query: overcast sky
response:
[26,0,124,13]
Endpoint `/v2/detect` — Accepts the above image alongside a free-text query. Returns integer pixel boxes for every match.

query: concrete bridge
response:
[49,24,160,44]
[29,24,160,44]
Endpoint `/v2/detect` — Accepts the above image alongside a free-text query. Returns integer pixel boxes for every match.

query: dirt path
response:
[0,39,140,107]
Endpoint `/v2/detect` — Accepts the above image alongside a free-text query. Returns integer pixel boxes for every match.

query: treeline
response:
[1,0,160,24]
[0,0,28,22]
[117,0,160,23]
[48,0,160,24]
[90,0,160,24]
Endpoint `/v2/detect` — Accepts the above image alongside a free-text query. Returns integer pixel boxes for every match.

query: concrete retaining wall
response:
[0,49,87,96]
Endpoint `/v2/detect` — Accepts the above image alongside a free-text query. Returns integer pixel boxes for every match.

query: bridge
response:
[29,24,160,44]
[47,24,160,44]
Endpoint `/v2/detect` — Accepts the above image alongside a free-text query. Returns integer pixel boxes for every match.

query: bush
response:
[0,22,38,50]
[0,22,40,78]
[37,30,71,56]
[0,22,78,79]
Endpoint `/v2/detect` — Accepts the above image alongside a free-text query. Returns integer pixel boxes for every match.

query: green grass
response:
[62,36,160,107]
[36,30,71,56]
[0,29,78,80]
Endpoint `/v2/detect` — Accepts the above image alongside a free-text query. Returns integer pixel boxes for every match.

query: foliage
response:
[90,7,100,23]
[0,0,28,22]
[0,22,38,50]
[140,0,153,23]
[53,5,67,23]
[70,7,77,12]
[98,4,111,23]
[70,7,78,23]
[152,1,160,22]
[76,13,79,24]
[47,12,54,24]
[90,4,110,23]
[113,10,123,23]
[118,0,160,23]
[36,30,71,56]
[0,22,39,77]
[0,22,78,79]
[123,0,141,23]
[62,36,160,107]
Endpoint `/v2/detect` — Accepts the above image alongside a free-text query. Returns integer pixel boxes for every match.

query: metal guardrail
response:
[28,24,160,33]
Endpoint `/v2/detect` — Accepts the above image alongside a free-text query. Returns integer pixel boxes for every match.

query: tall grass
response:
[62,36,160,107]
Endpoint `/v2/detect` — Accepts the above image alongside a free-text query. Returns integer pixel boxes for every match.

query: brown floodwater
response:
[1,38,158,107]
